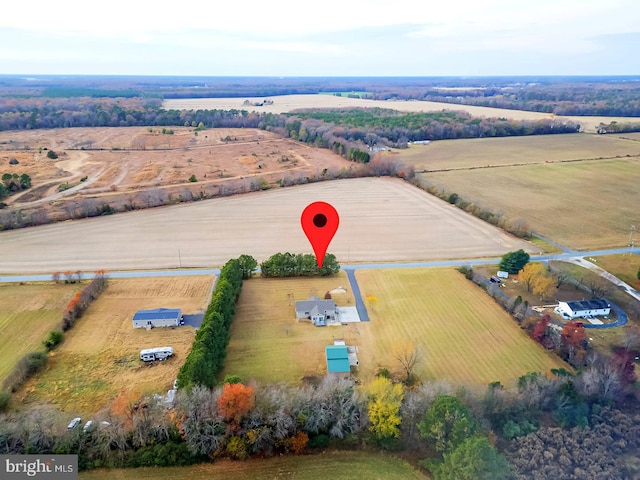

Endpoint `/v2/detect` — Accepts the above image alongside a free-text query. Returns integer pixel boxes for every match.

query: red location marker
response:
[301,201,340,268]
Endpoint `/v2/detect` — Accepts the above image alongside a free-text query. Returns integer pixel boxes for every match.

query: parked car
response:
[67,417,82,430]
[83,420,94,432]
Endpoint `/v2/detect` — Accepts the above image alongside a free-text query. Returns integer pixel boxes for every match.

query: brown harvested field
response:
[0,127,349,210]
[162,94,640,133]
[421,158,640,250]
[353,268,569,388]
[222,272,359,384]
[0,177,536,273]
[0,282,81,383]
[390,133,640,172]
[15,276,214,415]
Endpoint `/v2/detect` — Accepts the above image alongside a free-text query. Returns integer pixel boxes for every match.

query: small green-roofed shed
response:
[325,345,350,373]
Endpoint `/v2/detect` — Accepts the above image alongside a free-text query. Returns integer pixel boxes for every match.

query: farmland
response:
[353,268,568,387]
[422,158,640,250]
[222,272,358,383]
[391,133,640,172]
[79,450,427,480]
[0,282,82,383]
[0,177,536,273]
[15,276,214,415]
[162,94,640,133]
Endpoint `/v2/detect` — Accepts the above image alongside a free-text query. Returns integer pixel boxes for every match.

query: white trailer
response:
[140,347,174,362]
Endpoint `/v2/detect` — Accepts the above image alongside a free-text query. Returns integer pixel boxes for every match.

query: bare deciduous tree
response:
[393,341,423,383]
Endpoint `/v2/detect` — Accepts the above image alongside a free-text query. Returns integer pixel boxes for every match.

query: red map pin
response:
[301,201,340,269]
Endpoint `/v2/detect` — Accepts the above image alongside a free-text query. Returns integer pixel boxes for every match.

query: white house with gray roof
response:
[295,297,337,326]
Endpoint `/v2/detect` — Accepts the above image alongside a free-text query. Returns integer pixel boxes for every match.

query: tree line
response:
[260,253,340,277]
[177,258,244,389]
[2,370,639,478]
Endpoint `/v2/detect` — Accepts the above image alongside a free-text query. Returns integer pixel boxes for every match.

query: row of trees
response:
[420,182,532,238]
[177,258,244,389]
[260,253,340,277]
[3,368,638,477]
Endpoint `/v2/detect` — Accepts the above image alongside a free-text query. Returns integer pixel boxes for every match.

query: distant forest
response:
[2,75,640,149]
[2,74,640,116]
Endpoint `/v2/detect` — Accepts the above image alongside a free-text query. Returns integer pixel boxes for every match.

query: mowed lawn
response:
[79,451,426,480]
[15,276,214,415]
[591,254,640,288]
[354,268,568,387]
[392,133,640,171]
[422,158,640,249]
[0,283,82,383]
[223,272,361,384]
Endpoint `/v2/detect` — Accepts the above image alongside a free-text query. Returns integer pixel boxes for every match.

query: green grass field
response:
[421,158,640,249]
[79,451,427,480]
[392,133,640,171]
[0,282,81,383]
[354,268,568,387]
[222,273,360,384]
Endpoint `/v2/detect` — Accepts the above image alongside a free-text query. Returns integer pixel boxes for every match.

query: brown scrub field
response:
[0,282,82,383]
[14,276,214,415]
[0,126,349,212]
[421,158,640,250]
[353,268,569,387]
[0,177,536,274]
[222,272,358,384]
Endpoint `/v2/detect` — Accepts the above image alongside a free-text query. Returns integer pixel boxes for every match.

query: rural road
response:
[1,247,638,283]
[1,248,638,331]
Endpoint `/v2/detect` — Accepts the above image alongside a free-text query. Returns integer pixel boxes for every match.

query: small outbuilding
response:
[556,299,610,319]
[325,344,350,375]
[133,308,182,329]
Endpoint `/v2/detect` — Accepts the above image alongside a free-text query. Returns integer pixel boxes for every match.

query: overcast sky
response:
[1,0,639,76]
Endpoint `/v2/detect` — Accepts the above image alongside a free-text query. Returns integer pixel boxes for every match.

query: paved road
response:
[2,248,638,331]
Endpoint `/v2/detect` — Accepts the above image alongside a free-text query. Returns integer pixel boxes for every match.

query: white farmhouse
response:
[295,297,337,326]
[556,299,611,319]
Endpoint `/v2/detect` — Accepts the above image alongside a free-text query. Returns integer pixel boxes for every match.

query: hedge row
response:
[177,258,243,389]
[260,252,340,277]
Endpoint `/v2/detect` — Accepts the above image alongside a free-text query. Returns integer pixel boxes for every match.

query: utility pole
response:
[178,249,182,268]
[629,225,636,256]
